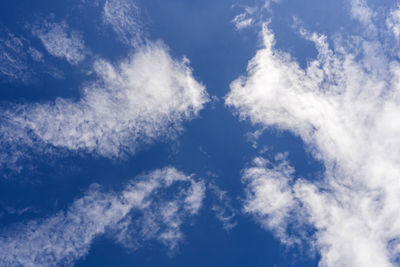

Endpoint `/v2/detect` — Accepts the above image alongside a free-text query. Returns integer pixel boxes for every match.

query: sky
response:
[1,0,400,266]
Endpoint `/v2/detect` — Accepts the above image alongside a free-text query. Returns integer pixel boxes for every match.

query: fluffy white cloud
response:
[32,20,86,64]
[103,0,143,45]
[0,41,208,170]
[242,155,303,245]
[227,2,400,266]
[0,167,205,266]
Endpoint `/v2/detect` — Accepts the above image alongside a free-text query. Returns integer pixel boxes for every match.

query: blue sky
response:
[1,0,400,266]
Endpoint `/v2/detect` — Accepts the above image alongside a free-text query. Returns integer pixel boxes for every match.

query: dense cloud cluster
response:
[227,2,400,265]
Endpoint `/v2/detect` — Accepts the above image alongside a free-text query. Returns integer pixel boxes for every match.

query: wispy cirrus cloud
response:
[231,0,282,31]
[0,167,205,266]
[0,26,61,83]
[232,13,255,31]
[102,0,144,45]
[226,1,400,266]
[0,27,31,82]
[31,19,87,65]
[387,5,400,39]
[208,182,237,231]
[0,41,208,172]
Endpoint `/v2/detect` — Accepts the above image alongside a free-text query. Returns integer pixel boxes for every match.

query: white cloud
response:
[32,19,86,64]
[232,13,254,31]
[0,26,62,84]
[209,183,237,231]
[28,47,43,62]
[242,156,304,245]
[263,0,281,9]
[0,167,205,266]
[0,33,29,82]
[184,179,206,215]
[103,0,143,45]
[231,0,282,31]
[387,4,400,40]
[226,3,400,266]
[350,0,376,34]
[0,27,34,82]
[0,41,208,170]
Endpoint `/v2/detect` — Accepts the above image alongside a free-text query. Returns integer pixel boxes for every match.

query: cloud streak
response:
[0,167,205,266]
